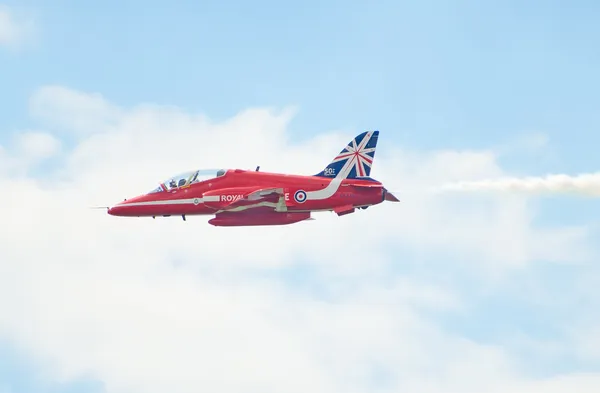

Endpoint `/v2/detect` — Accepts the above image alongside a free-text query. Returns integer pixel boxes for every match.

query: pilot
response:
[169,179,177,189]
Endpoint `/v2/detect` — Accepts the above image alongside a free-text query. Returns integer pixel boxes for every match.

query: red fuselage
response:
[107,169,388,221]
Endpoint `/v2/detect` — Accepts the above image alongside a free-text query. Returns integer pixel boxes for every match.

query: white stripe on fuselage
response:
[305,160,353,200]
[118,198,200,207]
[305,177,342,200]
[118,194,221,207]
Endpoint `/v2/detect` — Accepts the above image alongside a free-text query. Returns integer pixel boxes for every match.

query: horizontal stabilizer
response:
[384,189,400,202]
[333,204,355,216]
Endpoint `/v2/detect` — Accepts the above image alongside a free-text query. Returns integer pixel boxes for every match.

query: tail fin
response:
[315,130,379,179]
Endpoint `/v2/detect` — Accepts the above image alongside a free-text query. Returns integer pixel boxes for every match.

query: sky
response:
[1,1,600,392]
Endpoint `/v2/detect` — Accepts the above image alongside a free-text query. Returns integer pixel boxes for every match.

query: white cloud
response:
[15,130,61,160]
[0,85,599,393]
[495,374,600,393]
[0,5,34,48]
[29,86,123,135]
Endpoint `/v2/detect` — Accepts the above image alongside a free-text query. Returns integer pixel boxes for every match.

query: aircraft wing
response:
[203,187,287,213]
[244,187,285,201]
[223,187,285,211]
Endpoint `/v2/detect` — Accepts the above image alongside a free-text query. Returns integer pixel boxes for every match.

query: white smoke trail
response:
[438,172,600,197]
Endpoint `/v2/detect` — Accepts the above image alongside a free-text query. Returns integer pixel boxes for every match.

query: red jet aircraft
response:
[107,130,399,226]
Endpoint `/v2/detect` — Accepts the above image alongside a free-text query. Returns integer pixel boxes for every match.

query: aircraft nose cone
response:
[107,201,128,216]
[106,197,143,217]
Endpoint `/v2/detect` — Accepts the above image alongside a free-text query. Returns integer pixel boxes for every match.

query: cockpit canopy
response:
[148,169,227,193]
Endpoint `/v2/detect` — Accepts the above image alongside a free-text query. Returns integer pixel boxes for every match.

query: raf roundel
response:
[294,189,307,203]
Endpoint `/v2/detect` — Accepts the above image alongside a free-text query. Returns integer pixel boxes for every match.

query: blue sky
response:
[2,0,599,165]
[2,1,600,392]
[0,341,105,393]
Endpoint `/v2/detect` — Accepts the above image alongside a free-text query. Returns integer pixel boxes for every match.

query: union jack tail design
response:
[315,130,379,179]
